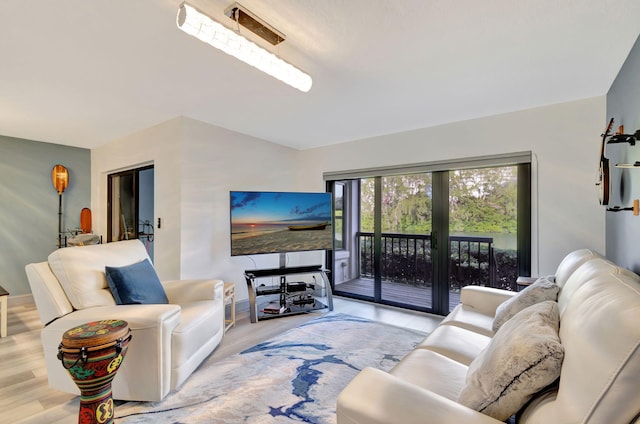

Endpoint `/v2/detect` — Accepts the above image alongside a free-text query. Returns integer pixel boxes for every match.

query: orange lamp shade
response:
[52,164,69,194]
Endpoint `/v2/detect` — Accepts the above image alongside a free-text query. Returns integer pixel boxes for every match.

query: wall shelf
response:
[615,161,640,168]
[607,127,640,146]
[606,199,640,216]
[604,123,640,215]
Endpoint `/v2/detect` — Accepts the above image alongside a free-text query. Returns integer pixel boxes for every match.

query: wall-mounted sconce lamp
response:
[52,164,69,248]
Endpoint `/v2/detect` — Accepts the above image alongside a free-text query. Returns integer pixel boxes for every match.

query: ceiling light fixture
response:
[176,2,312,92]
[224,2,285,46]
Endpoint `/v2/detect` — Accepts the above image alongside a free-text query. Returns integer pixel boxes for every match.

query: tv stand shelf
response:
[244,265,333,323]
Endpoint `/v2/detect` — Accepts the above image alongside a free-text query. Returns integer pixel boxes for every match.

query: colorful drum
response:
[58,320,132,424]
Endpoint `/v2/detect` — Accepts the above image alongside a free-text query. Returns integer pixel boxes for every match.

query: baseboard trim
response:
[8,293,34,306]
[236,298,249,312]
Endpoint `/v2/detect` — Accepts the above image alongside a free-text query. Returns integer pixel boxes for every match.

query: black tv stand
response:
[244,265,333,323]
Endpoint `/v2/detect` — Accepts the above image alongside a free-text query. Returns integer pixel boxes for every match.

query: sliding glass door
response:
[447,165,530,311]
[328,157,531,316]
[362,173,435,309]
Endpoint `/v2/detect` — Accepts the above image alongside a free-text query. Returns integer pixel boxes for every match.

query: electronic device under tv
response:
[230,191,333,258]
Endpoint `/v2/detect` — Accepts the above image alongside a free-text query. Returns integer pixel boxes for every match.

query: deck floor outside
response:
[335,278,462,313]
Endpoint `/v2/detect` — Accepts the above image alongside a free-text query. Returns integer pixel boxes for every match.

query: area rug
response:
[115,313,428,423]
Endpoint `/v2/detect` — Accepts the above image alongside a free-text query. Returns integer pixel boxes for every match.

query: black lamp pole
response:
[58,192,63,248]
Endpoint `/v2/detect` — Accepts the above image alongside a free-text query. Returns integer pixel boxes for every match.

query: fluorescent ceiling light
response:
[177,2,312,92]
[224,3,285,46]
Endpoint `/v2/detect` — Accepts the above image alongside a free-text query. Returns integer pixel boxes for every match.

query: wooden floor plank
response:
[335,278,461,311]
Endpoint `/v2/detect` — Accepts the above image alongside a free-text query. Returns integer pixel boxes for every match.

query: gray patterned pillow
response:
[458,300,564,421]
[492,277,559,333]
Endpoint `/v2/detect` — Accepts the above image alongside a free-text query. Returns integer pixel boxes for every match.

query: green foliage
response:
[360,167,517,235]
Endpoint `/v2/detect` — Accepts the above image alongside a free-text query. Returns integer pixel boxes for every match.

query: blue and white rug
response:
[115,313,427,423]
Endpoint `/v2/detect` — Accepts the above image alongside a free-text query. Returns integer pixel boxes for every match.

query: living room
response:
[1,1,640,423]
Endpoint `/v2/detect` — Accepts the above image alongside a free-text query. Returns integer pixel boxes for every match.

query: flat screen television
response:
[230,191,333,257]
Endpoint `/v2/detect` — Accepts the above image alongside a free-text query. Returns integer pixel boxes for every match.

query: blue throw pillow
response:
[105,259,169,305]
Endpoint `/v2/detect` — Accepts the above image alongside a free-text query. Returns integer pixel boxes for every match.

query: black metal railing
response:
[357,232,516,291]
[449,236,495,290]
[359,232,431,285]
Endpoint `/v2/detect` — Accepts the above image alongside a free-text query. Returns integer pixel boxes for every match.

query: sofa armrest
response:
[162,279,224,304]
[42,304,182,401]
[337,368,502,424]
[459,285,516,316]
[44,304,181,332]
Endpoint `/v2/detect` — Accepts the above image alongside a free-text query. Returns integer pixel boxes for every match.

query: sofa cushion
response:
[553,248,603,287]
[533,273,640,423]
[390,349,469,402]
[492,277,558,332]
[557,257,638,316]
[416,325,491,366]
[106,259,169,305]
[458,300,564,421]
[440,304,496,337]
[48,240,150,309]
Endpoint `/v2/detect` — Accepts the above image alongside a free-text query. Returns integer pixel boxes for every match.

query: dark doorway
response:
[107,165,154,258]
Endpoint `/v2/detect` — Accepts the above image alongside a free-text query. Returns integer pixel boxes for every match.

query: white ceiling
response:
[1,0,639,150]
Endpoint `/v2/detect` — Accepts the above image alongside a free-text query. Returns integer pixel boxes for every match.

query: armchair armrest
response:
[337,368,502,424]
[42,304,182,401]
[162,279,224,304]
[44,304,181,331]
[459,285,516,316]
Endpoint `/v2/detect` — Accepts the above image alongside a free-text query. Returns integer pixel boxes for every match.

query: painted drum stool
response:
[58,320,132,424]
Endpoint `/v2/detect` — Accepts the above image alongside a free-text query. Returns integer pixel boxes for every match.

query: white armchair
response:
[25,240,225,401]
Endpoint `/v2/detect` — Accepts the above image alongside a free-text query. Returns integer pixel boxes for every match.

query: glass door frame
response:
[325,153,532,316]
[106,164,154,244]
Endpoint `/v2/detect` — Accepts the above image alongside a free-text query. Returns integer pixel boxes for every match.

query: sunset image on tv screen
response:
[230,191,333,256]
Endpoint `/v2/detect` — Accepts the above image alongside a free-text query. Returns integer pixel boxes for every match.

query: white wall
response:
[91,117,182,279]
[90,97,606,302]
[178,118,312,298]
[91,117,323,302]
[297,96,607,276]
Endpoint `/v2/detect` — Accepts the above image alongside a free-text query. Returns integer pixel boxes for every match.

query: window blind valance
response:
[323,151,532,181]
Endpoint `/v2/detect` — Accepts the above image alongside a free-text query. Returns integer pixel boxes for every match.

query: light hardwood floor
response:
[1,297,442,424]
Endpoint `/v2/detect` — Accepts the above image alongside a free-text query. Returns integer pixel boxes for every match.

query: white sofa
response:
[337,249,640,423]
[25,240,225,402]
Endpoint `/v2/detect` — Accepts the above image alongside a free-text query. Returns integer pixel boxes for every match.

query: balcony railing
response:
[357,232,517,291]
